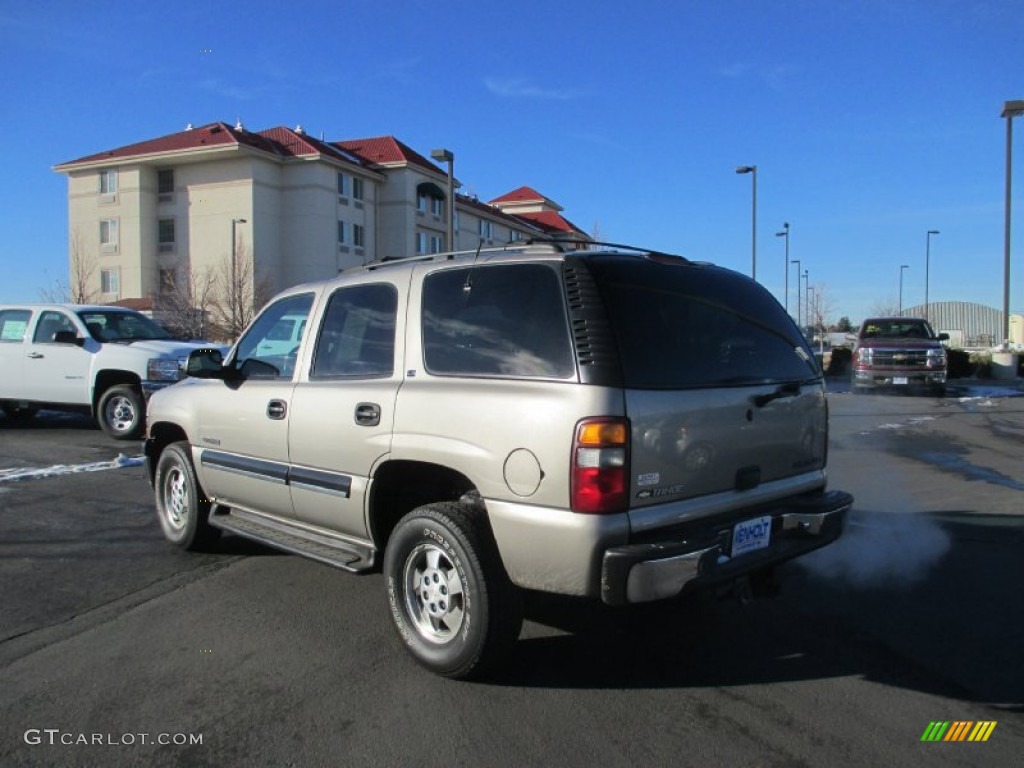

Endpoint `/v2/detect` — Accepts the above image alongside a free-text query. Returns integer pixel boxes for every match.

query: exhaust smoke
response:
[798,508,951,589]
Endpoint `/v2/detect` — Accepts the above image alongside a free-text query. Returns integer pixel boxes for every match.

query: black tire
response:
[98,384,145,439]
[154,442,220,550]
[384,502,522,679]
[2,404,38,422]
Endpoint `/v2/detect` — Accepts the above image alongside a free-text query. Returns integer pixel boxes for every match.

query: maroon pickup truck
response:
[851,317,949,396]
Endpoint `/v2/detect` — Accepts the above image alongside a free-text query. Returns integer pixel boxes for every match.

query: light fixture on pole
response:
[790,258,801,327]
[431,148,455,251]
[925,229,939,323]
[776,222,790,313]
[736,165,757,280]
[230,217,247,335]
[1001,100,1024,344]
[899,264,910,316]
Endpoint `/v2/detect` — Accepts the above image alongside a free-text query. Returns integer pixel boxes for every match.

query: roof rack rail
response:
[525,237,690,263]
[363,242,547,271]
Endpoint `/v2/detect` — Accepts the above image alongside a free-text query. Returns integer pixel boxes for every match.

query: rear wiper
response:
[751,382,801,408]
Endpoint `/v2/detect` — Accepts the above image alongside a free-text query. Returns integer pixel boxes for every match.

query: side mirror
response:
[186,348,225,378]
[54,330,85,346]
[937,332,950,341]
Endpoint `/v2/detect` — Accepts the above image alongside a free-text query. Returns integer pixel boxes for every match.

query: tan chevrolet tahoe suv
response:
[144,242,852,678]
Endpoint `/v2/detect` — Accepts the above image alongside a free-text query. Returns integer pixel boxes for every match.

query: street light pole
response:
[925,229,939,322]
[790,258,801,327]
[1001,100,1024,344]
[776,222,790,313]
[431,148,455,251]
[803,269,810,332]
[899,264,910,315]
[736,165,757,280]
[230,217,247,335]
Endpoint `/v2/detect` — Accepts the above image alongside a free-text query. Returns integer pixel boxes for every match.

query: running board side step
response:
[209,507,376,573]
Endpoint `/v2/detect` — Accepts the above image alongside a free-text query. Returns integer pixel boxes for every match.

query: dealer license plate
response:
[893,376,909,385]
[732,516,772,557]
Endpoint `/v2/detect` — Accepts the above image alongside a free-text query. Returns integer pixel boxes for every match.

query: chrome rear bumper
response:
[601,490,852,605]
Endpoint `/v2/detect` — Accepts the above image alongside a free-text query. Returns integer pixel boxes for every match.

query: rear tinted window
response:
[587,257,818,388]
[422,263,574,379]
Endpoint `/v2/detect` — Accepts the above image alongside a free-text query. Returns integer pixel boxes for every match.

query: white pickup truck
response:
[0,304,213,439]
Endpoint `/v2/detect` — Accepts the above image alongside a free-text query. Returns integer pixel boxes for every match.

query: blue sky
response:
[2,0,1023,324]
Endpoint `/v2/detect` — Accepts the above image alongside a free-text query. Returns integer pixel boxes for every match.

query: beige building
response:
[53,122,588,320]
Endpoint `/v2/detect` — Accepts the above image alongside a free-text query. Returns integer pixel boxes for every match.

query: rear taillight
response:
[571,418,629,514]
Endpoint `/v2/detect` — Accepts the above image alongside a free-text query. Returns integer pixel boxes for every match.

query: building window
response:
[352,177,364,201]
[337,173,348,197]
[100,268,120,296]
[99,169,117,196]
[158,218,175,251]
[430,197,444,217]
[510,230,523,242]
[159,268,176,294]
[353,224,365,248]
[417,194,427,213]
[338,221,347,244]
[416,232,428,254]
[100,219,119,249]
[157,169,174,200]
[430,235,443,254]
[477,219,493,239]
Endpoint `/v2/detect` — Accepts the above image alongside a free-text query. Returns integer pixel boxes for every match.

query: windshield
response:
[859,319,935,340]
[77,310,173,342]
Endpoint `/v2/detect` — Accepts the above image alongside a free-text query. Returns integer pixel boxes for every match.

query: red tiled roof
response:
[55,122,287,168]
[454,193,541,230]
[256,127,367,167]
[513,210,585,235]
[55,122,372,171]
[335,136,442,174]
[489,186,545,204]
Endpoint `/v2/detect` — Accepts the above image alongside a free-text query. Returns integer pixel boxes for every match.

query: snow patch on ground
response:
[0,454,145,484]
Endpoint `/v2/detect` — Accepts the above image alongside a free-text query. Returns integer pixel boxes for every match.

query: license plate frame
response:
[893,376,909,385]
[732,516,773,557]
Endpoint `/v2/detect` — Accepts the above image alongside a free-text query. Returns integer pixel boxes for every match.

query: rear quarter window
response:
[0,309,31,341]
[587,257,818,389]
[422,263,574,379]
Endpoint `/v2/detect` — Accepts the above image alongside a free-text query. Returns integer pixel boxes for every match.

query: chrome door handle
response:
[354,402,381,427]
[267,399,287,420]
[27,352,44,359]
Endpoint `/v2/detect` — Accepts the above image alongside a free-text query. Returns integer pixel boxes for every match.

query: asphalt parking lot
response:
[1,386,1022,767]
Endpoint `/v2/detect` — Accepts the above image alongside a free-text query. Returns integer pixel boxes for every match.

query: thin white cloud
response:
[484,77,581,101]
[199,78,255,101]
[565,130,623,149]
[718,61,798,91]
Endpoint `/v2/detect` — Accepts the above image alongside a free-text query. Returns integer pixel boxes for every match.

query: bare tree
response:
[806,283,835,351]
[207,236,272,341]
[870,297,900,317]
[154,265,218,340]
[40,228,98,303]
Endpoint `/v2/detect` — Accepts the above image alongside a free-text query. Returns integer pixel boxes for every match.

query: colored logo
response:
[921,721,997,742]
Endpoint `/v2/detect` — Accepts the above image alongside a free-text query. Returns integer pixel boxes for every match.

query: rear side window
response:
[0,309,31,341]
[588,257,818,389]
[422,264,574,379]
[311,284,397,378]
